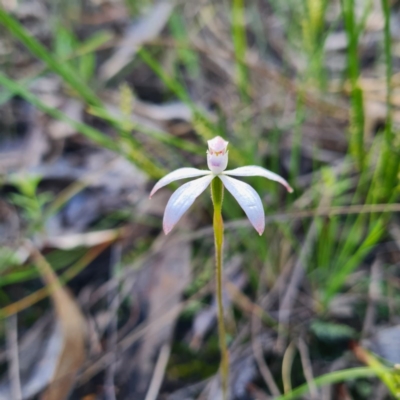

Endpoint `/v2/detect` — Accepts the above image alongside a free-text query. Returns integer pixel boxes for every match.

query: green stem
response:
[211,177,229,400]
[275,367,389,400]
[381,0,392,137]
[340,0,365,169]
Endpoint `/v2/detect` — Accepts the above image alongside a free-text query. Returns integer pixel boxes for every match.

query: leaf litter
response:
[0,0,400,399]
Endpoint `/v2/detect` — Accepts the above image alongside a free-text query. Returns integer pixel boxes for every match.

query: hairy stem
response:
[211,177,229,399]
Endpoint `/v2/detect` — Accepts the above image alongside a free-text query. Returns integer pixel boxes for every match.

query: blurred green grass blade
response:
[54,26,76,59]
[350,87,365,167]
[331,141,396,295]
[138,47,197,106]
[316,216,334,272]
[356,0,373,39]
[323,217,384,305]
[336,143,375,240]
[138,47,245,164]
[380,0,400,197]
[0,88,14,105]
[340,0,365,169]
[0,17,164,178]
[137,47,218,139]
[0,71,165,178]
[340,0,359,84]
[137,48,216,144]
[89,105,202,155]
[0,249,86,288]
[137,47,215,138]
[0,269,38,287]
[73,30,113,58]
[232,0,249,101]
[0,30,112,107]
[168,13,199,77]
[79,53,96,83]
[275,367,386,400]
[303,0,326,52]
[315,216,340,276]
[289,93,305,185]
[0,243,108,318]
[381,0,392,135]
[0,71,117,150]
[369,136,399,212]
[0,9,101,107]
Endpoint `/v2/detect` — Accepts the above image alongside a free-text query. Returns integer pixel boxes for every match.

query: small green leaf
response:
[310,320,357,341]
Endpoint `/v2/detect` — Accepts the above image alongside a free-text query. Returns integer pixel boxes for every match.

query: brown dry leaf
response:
[133,100,193,123]
[364,325,400,364]
[205,339,260,400]
[27,242,86,400]
[117,228,191,399]
[0,199,20,246]
[351,76,400,141]
[105,98,193,127]
[43,227,126,250]
[0,102,48,174]
[46,99,84,140]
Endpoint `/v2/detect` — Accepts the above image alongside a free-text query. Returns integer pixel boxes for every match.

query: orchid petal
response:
[150,168,211,198]
[219,175,265,235]
[224,166,293,193]
[163,175,214,234]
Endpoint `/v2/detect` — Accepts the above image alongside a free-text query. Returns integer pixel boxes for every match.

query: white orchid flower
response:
[150,136,293,235]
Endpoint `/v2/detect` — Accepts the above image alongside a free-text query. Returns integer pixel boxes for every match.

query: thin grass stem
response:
[211,177,229,400]
[340,0,365,169]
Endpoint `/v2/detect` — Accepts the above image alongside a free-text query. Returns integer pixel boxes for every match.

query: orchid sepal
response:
[149,167,211,198]
[218,175,265,235]
[223,165,293,193]
[162,174,214,234]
